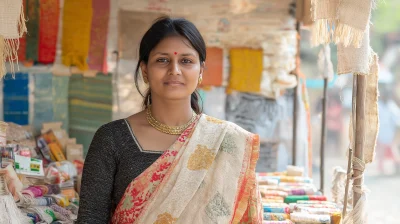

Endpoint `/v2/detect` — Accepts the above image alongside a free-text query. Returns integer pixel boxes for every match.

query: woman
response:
[77,17,262,224]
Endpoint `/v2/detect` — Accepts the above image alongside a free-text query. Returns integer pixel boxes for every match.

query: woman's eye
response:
[182,59,192,63]
[157,58,169,63]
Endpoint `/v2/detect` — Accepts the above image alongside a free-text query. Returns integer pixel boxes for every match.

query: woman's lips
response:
[164,81,184,86]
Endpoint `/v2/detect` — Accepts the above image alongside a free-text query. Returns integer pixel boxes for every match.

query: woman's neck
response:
[149,97,194,126]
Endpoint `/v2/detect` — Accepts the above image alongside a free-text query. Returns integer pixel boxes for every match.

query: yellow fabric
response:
[228,48,263,94]
[62,0,92,71]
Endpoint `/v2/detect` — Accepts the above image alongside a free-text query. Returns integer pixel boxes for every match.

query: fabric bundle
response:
[0,0,27,78]
[263,213,290,221]
[0,173,31,224]
[284,195,327,204]
[38,0,60,64]
[262,221,293,224]
[88,0,110,72]
[290,212,330,223]
[261,31,297,99]
[62,0,93,71]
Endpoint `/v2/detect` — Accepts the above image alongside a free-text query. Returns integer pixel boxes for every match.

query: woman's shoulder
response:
[202,114,257,139]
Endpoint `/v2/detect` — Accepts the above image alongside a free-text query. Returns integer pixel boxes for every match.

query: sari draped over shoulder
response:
[112,114,263,224]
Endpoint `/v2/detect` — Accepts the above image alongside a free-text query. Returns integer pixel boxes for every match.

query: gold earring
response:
[143,77,148,84]
[199,76,203,84]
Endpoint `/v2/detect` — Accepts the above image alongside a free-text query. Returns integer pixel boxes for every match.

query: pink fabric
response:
[88,0,110,72]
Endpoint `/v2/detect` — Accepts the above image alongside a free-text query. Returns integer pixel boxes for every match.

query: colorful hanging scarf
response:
[38,0,60,64]
[88,0,110,72]
[26,0,40,62]
[0,0,27,78]
[62,0,93,71]
[112,115,262,223]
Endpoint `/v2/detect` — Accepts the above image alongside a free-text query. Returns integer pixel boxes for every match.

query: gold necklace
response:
[146,106,197,135]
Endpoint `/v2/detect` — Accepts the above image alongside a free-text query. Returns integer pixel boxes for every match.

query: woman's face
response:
[141,35,203,102]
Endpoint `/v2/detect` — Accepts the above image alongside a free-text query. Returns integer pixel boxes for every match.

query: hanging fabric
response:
[26,0,40,62]
[38,0,60,64]
[52,75,70,132]
[118,10,163,60]
[311,0,373,48]
[337,26,371,76]
[3,73,29,125]
[33,73,54,134]
[228,48,263,93]
[201,47,223,86]
[69,73,112,154]
[88,0,110,72]
[0,0,27,78]
[348,53,379,164]
[62,0,93,71]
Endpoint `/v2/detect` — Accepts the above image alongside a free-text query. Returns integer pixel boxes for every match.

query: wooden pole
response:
[320,77,328,193]
[353,74,366,206]
[292,21,301,166]
[343,76,358,218]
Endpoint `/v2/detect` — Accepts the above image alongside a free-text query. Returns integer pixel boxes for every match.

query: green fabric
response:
[26,0,40,61]
[53,76,70,131]
[68,73,112,154]
[284,195,310,204]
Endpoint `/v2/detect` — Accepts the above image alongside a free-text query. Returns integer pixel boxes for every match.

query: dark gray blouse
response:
[77,119,162,224]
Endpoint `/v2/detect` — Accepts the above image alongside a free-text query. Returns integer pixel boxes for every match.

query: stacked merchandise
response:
[261,31,298,99]
[0,121,84,223]
[258,166,341,224]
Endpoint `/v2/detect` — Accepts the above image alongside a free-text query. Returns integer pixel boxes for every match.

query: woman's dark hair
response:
[135,16,206,114]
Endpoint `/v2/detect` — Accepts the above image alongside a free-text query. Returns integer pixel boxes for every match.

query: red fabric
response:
[88,0,110,72]
[38,0,60,64]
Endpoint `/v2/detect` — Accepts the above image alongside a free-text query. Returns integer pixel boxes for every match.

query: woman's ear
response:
[140,62,148,83]
[200,61,205,77]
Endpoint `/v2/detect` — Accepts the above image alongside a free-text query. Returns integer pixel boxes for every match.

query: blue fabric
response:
[3,73,29,125]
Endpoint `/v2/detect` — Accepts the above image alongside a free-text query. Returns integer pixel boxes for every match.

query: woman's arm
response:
[77,125,118,224]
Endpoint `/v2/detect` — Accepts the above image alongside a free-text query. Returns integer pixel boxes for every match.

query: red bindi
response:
[174,52,177,55]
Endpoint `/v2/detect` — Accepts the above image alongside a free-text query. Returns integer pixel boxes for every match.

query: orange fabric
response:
[202,47,223,86]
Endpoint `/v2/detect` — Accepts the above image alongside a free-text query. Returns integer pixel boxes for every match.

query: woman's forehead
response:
[152,36,197,54]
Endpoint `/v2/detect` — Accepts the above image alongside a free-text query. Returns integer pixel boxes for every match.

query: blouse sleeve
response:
[77,125,118,224]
